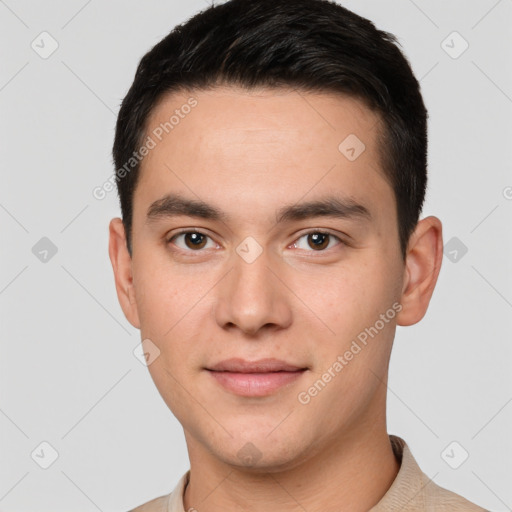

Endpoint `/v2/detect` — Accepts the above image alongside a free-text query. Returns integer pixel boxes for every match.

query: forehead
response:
[145,86,382,158]
[136,86,393,226]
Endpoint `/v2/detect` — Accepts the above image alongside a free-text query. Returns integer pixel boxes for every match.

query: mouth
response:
[205,358,308,397]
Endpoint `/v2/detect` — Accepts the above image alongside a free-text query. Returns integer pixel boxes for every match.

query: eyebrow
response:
[146,193,371,225]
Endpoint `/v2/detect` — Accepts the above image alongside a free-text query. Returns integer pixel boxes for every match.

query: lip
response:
[207,357,306,373]
[205,358,308,397]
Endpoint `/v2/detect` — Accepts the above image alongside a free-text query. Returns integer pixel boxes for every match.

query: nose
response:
[212,247,293,337]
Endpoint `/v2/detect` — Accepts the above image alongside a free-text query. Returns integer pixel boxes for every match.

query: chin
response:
[208,428,312,474]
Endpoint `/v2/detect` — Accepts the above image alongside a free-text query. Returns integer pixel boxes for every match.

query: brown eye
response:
[292,231,341,252]
[307,233,330,250]
[170,231,214,251]
[184,232,207,249]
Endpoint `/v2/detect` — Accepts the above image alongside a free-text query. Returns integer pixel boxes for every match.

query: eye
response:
[291,231,342,251]
[167,229,344,254]
[168,231,218,251]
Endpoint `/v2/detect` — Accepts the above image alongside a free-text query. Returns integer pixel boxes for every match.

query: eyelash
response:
[165,229,345,255]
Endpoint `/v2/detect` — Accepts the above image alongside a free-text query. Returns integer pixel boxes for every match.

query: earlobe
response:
[108,218,141,329]
[396,216,443,326]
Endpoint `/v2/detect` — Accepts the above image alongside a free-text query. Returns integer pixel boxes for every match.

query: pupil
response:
[309,233,328,250]
[186,233,206,248]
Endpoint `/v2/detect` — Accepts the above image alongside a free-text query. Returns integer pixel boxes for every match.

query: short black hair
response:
[113,0,428,258]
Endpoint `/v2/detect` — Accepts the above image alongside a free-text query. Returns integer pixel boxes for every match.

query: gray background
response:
[1,0,511,510]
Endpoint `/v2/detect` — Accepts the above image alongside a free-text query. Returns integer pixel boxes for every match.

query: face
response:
[110,86,436,472]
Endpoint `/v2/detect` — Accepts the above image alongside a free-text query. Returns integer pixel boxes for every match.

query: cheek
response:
[133,260,207,416]
[131,252,214,370]
[311,261,396,323]
[299,257,402,364]
[132,247,196,336]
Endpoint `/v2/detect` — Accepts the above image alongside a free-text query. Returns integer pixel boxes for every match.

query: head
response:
[109,0,442,472]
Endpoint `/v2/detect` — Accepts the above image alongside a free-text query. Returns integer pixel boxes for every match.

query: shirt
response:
[128,435,487,511]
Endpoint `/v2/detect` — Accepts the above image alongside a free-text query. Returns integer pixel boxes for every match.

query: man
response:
[108,0,487,510]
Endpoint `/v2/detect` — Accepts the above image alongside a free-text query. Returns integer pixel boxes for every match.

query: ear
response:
[108,218,141,329]
[396,216,443,326]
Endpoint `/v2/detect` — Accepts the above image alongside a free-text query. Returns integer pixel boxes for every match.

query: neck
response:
[183,424,399,512]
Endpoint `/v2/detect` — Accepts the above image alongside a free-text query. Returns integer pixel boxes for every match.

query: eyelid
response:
[292,227,344,240]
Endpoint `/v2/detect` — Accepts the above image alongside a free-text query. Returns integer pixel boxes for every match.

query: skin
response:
[109,86,443,512]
